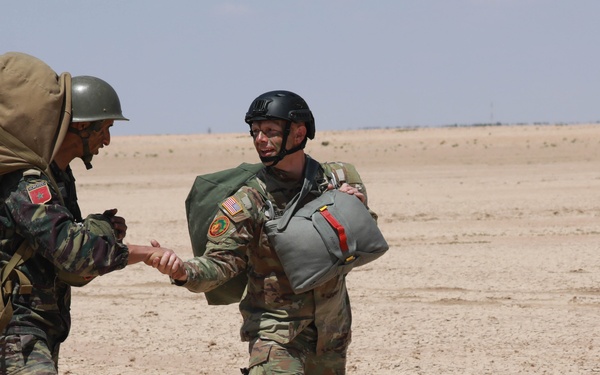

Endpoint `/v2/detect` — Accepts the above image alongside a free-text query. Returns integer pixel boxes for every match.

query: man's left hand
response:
[337,183,366,203]
[103,208,127,241]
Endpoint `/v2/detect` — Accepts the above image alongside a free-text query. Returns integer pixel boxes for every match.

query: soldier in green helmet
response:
[151,90,380,374]
[0,52,172,374]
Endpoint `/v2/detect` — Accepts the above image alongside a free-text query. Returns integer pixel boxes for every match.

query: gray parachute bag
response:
[264,158,389,293]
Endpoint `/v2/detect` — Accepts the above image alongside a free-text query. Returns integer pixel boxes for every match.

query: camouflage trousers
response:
[244,335,346,375]
[0,334,58,375]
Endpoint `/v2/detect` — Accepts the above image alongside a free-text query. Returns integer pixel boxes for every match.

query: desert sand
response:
[58,124,600,374]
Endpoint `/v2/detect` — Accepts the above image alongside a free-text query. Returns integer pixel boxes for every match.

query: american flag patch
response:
[222,196,242,216]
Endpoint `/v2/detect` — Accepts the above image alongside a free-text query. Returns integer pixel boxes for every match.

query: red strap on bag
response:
[319,205,349,253]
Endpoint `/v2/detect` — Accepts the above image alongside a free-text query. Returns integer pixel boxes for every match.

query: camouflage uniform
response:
[177,157,374,374]
[0,163,129,372]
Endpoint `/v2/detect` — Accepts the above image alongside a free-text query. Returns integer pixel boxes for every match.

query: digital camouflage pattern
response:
[246,333,346,375]
[177,157,375,372]
[0,167,129,369]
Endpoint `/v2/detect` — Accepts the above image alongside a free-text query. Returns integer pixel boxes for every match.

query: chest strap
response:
[0,241,34,332]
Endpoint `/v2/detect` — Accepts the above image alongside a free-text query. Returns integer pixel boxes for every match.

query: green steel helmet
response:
[71,75,128,122]
[245,90,315,139]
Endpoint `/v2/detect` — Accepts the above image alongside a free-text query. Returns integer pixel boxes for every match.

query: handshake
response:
[144,239,188,282]
[102,208,187,282]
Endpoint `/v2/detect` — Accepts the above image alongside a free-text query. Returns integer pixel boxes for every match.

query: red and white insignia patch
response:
[27,181,52,204]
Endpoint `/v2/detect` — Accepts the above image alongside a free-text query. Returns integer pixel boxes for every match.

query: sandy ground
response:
[57,124,600,374]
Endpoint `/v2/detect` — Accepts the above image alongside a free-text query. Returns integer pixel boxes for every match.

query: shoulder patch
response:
[208,215,231,238]
[222,196,243,216]
[332,167,346,184]
[221,194,251,223]
[27,181,52,204]
[323,161,363,187]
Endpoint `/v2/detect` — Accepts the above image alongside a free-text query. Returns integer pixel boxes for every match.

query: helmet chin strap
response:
[68,121,103,170]
[258,121,307,167]
[81,138,94,170]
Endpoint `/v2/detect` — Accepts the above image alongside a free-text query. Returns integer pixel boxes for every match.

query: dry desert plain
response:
[59,124,600,374]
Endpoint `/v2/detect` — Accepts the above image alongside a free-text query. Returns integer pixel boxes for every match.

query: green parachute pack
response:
[185,162,265,305]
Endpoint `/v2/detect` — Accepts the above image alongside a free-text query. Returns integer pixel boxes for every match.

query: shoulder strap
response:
[276,157,320,231]
[0,241,34,331]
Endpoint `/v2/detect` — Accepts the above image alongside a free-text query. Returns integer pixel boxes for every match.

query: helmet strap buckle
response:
[68,121,101,170]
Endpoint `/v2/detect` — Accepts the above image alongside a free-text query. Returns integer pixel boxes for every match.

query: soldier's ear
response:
[70,122,90,131]
[294,123,307,143]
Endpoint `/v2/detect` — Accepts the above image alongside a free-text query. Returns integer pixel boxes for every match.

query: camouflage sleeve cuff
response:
[116,243,130,270]
[170,277,187,287]
[169,262,191,287]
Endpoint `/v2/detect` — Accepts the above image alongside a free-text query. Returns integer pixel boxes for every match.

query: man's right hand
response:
[149,240,187,281]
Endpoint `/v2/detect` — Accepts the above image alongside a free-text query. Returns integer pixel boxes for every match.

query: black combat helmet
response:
[245,90,315,139]
[245,90,315,165]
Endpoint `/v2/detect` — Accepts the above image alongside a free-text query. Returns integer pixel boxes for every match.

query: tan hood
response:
[0,52,72,176]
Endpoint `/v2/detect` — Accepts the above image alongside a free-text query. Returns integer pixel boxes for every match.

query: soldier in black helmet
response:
[0,52,173,374]
[153,90,378,374]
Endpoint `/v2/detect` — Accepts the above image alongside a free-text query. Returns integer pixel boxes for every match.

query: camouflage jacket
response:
[178,157,375,354]
[0,165,129,348]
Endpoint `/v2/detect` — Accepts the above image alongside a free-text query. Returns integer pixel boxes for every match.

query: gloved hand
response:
[102,208,127,242]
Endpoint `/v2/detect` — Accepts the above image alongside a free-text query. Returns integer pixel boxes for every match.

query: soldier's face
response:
[86,120,114,155]
[251,120,306,160]
[251,120,286,159]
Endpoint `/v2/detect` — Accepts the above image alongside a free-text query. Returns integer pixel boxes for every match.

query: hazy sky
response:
[2,1,599,136]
